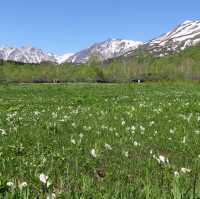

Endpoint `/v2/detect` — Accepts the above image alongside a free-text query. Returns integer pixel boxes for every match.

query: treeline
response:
[1,45,200,83]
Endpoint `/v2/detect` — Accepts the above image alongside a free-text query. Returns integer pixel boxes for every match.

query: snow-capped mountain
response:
[1,19,200,64]
[68,39,143,63]
[139,19,200,57]
[0,39,143,64]
[54,53,74,64]
[0,46,57,64]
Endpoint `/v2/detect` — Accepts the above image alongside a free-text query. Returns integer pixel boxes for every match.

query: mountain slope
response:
[0,46,57,64]
[68,39,143,63]
[140,19,200,57]
[124,19,200,58]
[54,53,74,64]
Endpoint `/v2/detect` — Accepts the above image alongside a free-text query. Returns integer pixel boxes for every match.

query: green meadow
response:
[0,82,200,198]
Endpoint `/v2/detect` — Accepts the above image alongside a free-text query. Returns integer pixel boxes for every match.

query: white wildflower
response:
[131,126,136,133]
[47,180,52,188]
[104,143,112,150]
[149,121,155,126]
[90,149,97,158]
[71,138,76,145]
[19,182,28,190]
[6,181,14,188]
[159,155,167,164]
[52,112,57,119]
[124,151,129,158]
[0,129,6,135]
[181,168,191,173]
[131,126,136,131]
[121,121,126,126]
[154,155,169,164]
[170,129,175,134]
[72,122,76,128]
[174,171,180,177]
[39,173,48,184]
[34,111,40,116]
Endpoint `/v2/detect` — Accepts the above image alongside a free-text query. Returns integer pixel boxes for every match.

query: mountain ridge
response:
[68,39,143,63]
[125,19,200,58]
[1,18,200,64]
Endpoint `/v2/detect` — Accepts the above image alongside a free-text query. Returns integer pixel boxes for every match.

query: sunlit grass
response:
[0,82,200,198]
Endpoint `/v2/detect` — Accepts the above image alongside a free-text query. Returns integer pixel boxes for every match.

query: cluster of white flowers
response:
[153,155,169,165]
[6,181,28,190]
[140,126,145,134]
[83,126,92,131]
[174,167,191,177]
[180,167,191,173]
[52,112,58,119]
[133,141,140,147]
[180,113,193,123]
[6,181,14,188]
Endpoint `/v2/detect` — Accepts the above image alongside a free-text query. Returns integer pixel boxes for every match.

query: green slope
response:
[0,45,200,83]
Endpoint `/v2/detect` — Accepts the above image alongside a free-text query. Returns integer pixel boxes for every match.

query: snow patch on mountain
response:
[0,46,56,64]
[0,39,143,64]
[145,19,200,56]
[68,39,143,63]
[54,53,74,64]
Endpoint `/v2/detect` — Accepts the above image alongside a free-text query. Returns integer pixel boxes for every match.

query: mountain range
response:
[125,19,200,58]
[1,19,200,64]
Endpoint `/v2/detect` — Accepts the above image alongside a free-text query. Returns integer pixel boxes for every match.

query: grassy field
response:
[1,82,200,198]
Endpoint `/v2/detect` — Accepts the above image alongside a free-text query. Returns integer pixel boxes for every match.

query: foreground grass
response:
[1,82,200,198]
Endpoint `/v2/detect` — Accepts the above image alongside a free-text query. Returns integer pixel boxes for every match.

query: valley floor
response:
[0,82,200,198]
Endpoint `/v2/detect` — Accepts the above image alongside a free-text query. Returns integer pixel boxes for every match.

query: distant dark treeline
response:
[1,45,200,83]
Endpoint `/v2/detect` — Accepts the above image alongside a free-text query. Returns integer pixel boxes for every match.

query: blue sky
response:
[0,0,200,54]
